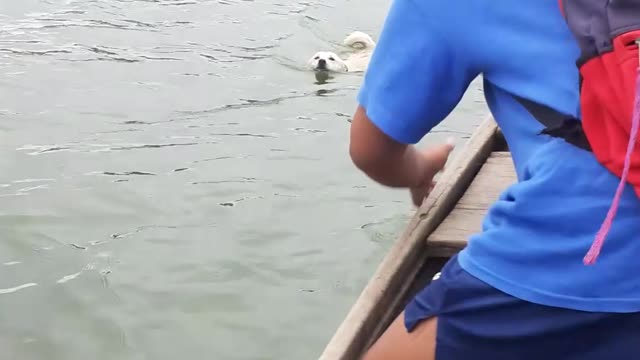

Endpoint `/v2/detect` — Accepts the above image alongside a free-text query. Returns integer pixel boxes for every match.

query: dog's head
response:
[307,51,348,72]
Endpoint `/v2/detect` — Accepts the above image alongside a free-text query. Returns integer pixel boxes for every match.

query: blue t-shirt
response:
[358,0,640,312]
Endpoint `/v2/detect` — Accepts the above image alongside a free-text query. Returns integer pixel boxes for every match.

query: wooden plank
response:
[456,152,515,209]
[318,116,499,360]
[427,151,517,250]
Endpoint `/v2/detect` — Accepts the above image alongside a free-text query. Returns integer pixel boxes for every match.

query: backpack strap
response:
[512,94,592,151]
[558,0,565,16]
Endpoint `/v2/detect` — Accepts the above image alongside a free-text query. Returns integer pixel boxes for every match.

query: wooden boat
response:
[319,116,517,360]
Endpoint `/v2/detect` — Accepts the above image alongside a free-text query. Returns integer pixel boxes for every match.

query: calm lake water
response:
[0,0,487,359]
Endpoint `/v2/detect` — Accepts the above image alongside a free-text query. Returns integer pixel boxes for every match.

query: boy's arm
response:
[350,106,453,189]
[349,0,477,194]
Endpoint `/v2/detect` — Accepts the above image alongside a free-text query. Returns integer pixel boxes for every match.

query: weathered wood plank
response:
[318,117,499,360]
[427,151,517,249]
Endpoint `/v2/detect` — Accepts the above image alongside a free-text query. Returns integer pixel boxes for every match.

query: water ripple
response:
[174,88,345,119]
[218,195,264,207]
[0,283,38,295]
[16,141,210,155]
[0,48,71,56]
[193,177,258,185]
[209,132,277,138]
[96,171,157,176]
[56,271,82,284]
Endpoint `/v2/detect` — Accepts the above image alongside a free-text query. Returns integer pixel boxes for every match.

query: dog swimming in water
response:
[307,31,376,74]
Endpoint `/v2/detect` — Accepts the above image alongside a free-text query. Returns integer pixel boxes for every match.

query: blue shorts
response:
[405,255,640,359]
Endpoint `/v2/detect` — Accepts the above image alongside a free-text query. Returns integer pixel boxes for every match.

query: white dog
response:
[307,31,376,73]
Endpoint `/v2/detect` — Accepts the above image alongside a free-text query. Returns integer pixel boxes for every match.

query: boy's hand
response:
[410,139,455,207]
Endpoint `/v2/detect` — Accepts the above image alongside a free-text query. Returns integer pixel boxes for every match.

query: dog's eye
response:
[329,57,335,61]
[314,56,319,60]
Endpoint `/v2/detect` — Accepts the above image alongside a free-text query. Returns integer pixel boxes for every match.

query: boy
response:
[349,0,640,358]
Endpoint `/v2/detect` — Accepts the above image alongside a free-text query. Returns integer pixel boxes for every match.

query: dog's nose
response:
[318,59,327,68]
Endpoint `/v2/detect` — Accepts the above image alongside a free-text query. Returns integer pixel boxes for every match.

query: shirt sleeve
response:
[357,0,478,144]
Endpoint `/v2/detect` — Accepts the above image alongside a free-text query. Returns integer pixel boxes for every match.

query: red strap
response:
[558,0,565,16]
